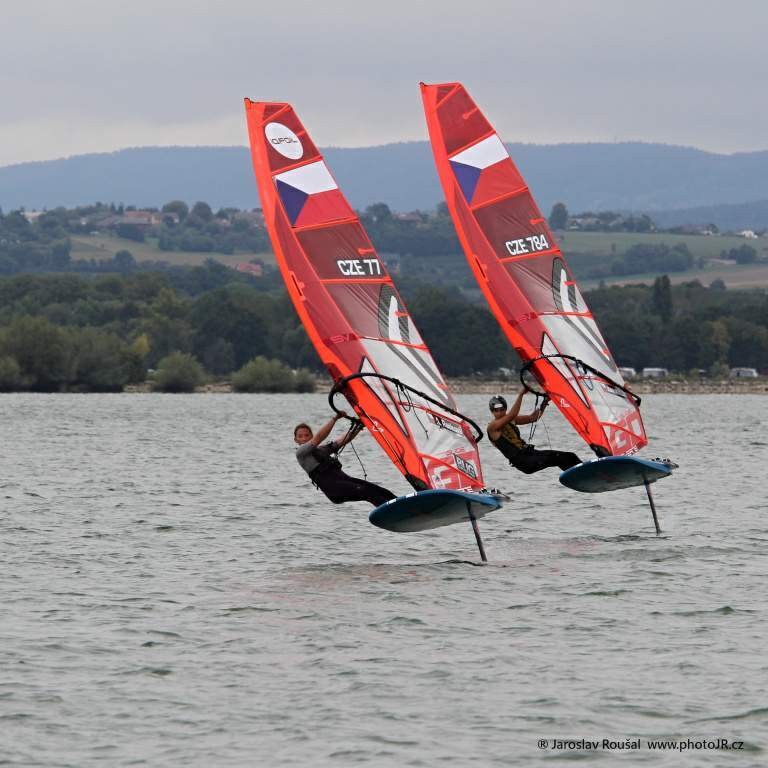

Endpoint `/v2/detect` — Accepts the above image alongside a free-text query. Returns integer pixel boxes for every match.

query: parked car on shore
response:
[730,367,759,378]
[642,367,669,378]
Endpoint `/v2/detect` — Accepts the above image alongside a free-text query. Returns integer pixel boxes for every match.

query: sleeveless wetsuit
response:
[488,423,581,475]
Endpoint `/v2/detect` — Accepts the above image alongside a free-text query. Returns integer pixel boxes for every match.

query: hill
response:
[68,233,275,269]
[2,142,768,221]
[650,200,768,231]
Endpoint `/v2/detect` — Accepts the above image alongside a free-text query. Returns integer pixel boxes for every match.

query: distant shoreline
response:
[445,377,768,395]
[120,377,768,395]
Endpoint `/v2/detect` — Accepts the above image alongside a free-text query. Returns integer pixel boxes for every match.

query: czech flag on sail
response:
[449,135,526,207]
[274,160,354,227]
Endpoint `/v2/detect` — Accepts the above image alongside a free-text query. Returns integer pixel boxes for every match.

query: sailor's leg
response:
[319,470,395,506]
[554,451,582,470]
[313,470,356,504]
[350,477,397,507]
[513,449,579,474]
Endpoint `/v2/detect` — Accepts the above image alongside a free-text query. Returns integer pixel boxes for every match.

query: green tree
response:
[707,319,731,368]
[364,202,392,222]
[50,240,71,270]
[651,275,673,323]
[141,315,193,365]
[407,286,513,375]
[0,356,23,391]
[190,201,214,222]
[140,287,193,364]
[0,316,76,390]
[548,202,569,230]
[125,333,151,382]
[153,352,205,393]
[725,318,768,369]
[279,324,317,369]
[71,328,130,392]
[115,223,145,242]
[114,250,136,272]
[733,245,757,264]
[199,337,235,374]
[294,368,317,393]
[662,317,730,371]
[232,356,297,392]
[189,285,280,368]
[162,200,189,221]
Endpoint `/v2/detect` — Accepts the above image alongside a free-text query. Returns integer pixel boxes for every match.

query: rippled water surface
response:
[1,393,767,766]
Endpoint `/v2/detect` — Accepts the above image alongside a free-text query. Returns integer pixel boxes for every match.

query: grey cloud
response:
[1,0,766,166]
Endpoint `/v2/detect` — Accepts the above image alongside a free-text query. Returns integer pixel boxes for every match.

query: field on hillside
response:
[581,260,768,290]
[559,230,768,289]
[68,230,768,289]
[558,230,766,259]
[69,234,275,268]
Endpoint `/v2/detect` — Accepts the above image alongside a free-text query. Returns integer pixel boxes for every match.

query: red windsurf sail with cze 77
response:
[244,99,487,496]
[421,82,648,458]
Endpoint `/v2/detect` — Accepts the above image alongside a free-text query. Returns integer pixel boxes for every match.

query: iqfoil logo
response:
[264,122,303,160]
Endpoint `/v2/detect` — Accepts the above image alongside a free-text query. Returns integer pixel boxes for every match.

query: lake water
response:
[1,393,766,766]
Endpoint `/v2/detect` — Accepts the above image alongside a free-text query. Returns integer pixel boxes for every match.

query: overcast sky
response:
[0,0,763,167]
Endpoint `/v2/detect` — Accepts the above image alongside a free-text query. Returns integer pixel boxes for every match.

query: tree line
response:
[590,276,768,373]
[0,269,312,391]
[548,203,657,233]
[0,268,766,392]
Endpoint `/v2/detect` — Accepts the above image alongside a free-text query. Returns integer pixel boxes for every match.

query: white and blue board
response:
[370,489,502,532]
[559,456,675,494]
[370,489,503,561]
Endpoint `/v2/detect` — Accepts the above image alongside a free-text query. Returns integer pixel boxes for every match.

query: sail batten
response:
[245,98,486,491]
[421,82,647,457]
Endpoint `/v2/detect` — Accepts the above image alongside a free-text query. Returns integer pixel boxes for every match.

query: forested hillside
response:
[3,142,768,222]
[0,268,765,392]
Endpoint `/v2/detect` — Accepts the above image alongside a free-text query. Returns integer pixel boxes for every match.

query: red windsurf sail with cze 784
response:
[244,99,486,494]
[421,82,647,458]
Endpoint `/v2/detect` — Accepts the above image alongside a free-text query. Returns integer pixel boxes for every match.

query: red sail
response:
[244,99,485,491]
[421,83,647,456]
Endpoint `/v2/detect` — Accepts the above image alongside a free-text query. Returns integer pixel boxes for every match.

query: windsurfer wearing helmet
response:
[487,390,582,474]
[294,412,396,507]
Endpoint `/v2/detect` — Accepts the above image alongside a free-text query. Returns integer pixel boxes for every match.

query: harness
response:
[307,419,365,489]
[489,422,530,464]
[308,444,342,483]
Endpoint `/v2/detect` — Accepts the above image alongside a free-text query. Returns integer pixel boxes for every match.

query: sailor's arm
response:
[516,408,542,425]
[516,397,549,425]
[335,419,363,449]
[508,389,526,420]
[310,412,346,446]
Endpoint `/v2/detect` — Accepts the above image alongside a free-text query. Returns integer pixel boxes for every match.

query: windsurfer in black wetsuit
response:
[294,412,396,507]
[487,390,582,474]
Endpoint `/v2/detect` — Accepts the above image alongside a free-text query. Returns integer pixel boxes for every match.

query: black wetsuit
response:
[489,422,581,475]
[298,442,396,507]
